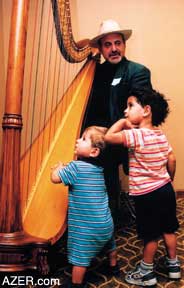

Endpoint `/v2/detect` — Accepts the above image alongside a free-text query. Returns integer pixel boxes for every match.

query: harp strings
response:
[21,0,42,205]
[21,0,85,212]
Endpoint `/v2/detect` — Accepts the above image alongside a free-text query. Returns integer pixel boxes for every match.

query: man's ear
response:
[89,147,100,158]
[143,105,151,117]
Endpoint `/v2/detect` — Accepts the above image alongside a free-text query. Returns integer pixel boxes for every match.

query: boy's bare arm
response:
[50,162,65,183]
[167,151,176,181]
[105,119,132,145]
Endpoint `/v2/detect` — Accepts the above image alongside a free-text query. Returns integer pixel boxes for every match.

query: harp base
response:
[0,231,50,275]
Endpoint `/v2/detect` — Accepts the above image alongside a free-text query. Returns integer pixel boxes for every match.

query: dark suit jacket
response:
[84,57,152,127]
[83,57,152,173]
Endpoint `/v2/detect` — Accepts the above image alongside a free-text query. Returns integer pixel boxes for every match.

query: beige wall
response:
[74,0,184,192]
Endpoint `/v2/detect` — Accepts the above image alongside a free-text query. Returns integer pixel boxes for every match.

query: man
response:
[83,19,152,222]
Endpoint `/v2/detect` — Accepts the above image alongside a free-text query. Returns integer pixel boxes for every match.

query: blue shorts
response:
[133,182,179,242]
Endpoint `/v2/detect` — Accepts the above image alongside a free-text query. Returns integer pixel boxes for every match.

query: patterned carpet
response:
[0,194,183,287]
[49,194,184,288]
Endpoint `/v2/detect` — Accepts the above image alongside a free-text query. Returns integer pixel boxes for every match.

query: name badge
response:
[111,78,121,86]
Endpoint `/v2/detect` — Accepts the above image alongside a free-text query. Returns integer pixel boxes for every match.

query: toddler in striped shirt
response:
[51,126,118,288]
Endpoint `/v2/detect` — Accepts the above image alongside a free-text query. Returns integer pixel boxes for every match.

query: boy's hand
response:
[121,119,133,129]
[50,162,66,183]
[51,161,65,170]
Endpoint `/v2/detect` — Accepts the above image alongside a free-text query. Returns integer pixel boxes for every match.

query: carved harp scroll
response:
[52,0,92,62]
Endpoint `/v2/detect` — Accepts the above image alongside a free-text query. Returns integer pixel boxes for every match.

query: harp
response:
[0,0,97,273]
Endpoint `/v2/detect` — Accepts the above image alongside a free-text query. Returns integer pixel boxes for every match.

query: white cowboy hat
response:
[90,19,132,48]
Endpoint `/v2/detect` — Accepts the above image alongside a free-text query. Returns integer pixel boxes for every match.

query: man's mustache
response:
[109,51,121,57]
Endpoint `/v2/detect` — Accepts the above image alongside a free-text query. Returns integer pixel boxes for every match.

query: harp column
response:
[0,0,49,274]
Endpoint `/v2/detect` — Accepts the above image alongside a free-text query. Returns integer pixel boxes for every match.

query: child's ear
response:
[143,105,151,117]
[90,147,100,158]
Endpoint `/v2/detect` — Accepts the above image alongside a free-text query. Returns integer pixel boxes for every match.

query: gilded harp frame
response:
[0,0,96,274]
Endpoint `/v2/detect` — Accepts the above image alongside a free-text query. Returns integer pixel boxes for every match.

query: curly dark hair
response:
[128,86,170,126]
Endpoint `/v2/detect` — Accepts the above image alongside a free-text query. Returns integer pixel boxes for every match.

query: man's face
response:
[99,33,126,64]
